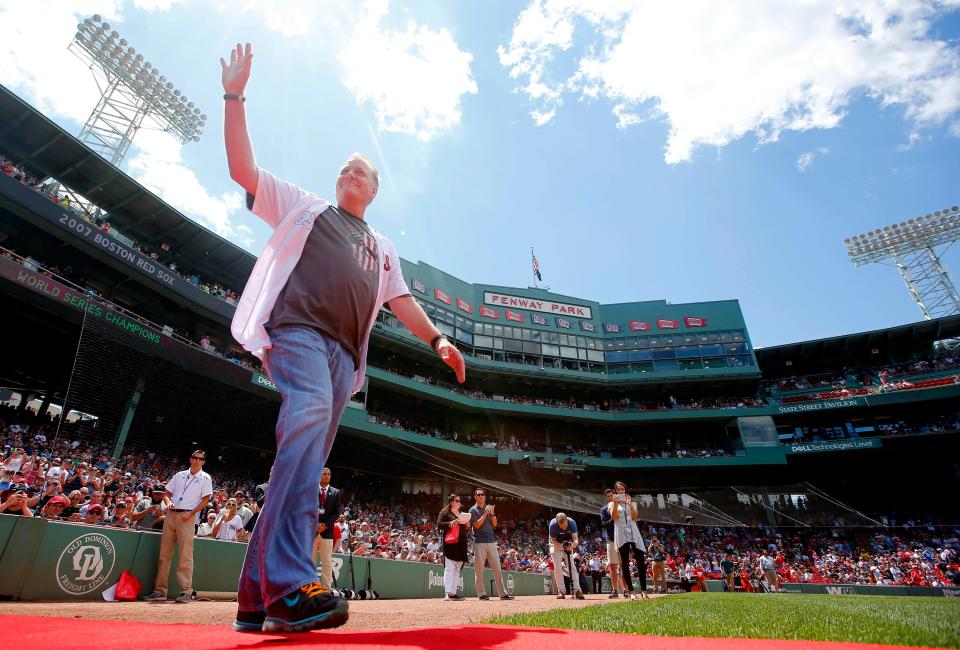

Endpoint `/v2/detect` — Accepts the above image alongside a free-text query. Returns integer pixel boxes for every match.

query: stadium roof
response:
[755,314,960,375]
[0,84,255,291]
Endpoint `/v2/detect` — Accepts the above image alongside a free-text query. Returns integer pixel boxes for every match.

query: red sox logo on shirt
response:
[384,256,391,272]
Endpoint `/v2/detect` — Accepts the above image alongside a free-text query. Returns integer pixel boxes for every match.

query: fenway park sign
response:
[483,292,592,319]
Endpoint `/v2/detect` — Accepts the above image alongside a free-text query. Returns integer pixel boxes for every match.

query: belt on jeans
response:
[169,508,192,512]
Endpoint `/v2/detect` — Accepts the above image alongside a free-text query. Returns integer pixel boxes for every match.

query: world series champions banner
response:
[0,173,235,319]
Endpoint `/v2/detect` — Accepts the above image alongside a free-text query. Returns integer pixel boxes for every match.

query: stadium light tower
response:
[70,15,206,166]
[845,206,960,320]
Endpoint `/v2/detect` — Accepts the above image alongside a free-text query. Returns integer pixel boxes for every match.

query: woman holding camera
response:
[437,493,468,601]
[610,481,647,599]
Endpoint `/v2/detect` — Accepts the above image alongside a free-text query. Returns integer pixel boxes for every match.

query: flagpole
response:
[531,246,538,289]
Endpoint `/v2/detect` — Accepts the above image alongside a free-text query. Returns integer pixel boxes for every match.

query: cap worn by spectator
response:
[87,504,105,515]
[47,495,70,506]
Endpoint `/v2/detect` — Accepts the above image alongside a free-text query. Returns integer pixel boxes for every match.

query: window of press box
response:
[724,342,749,355]
[474,334,493,348]
[503,338,523,353]
[727,354,754,367]
[678,358,703,370]
[654,358,678,371]
[436,321,455,338]
[587,349,604,362]
[493,338,504,350]
[702,357,727,369]
[522,341,541,354]
[699,344,724,357]
[675,345,700,359]
[454,329,473,345]
[522,329,533,341]
[542,343,560,357]
[628,350,652,362]
[560,346,578,359]
[606,351,629,363]
[493,325,503,337]
[544,332,559,344]
[652,347,676,360]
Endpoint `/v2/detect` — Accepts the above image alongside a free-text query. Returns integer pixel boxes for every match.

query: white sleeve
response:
[164,473,181,494]
[201,474,213,498]
[382,240,411,304]
[249,167,313,230]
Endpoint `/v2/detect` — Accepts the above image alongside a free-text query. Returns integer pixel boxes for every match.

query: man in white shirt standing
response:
[143,450,213,603]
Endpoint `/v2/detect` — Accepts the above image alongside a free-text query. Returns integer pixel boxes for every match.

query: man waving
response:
[222,43,466,634]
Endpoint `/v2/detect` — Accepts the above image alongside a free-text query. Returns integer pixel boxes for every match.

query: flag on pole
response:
[531,248,542,282]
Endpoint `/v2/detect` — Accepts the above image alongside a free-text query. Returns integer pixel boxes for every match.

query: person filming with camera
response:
[548,512,584,599]
[609,481,648,599]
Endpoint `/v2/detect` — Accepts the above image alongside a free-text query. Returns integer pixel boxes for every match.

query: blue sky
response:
[2,0,960,348]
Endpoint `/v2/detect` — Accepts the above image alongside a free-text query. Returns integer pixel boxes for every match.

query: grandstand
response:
[1,78,959,536]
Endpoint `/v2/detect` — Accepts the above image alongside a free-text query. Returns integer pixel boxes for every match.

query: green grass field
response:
[488,593,960,648]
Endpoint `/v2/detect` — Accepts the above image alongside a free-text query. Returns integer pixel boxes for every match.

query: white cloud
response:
[132,0,184,11]
[211,0,335,38]
[127,130,243,238]
[0,0,123,123]
[897,130,924,150]
[796,146,829,172]
[338,0,478,140]
[499,1,960,164]
[0,1,247,243]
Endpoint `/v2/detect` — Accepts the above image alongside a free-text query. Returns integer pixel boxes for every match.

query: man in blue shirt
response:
[548,512,584,599]
[600,489,624,598]
[469,489,513,600]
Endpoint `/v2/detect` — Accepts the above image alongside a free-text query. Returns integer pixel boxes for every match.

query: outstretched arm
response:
[388,296,465,383]
[221,42,258,195]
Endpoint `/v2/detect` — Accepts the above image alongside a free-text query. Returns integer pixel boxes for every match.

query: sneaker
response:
[478,594,490,601]
[263,583,349,633]
[574,591,585,600]
[608,592,619,599]
[174,591,193,604]
[444,593,465,601]
[556,593,565,599]
[233,609,266,633]
[499,594,515,600]
[143,591,166,602]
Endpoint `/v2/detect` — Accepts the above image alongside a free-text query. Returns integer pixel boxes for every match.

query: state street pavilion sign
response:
[483,292,592,319]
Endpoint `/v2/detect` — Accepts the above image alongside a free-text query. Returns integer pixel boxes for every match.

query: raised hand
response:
[220,42,253,94]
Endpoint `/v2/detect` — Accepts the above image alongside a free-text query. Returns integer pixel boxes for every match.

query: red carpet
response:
[5,615,941,649]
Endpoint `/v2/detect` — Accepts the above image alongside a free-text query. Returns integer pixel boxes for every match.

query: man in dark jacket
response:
[313,467,341,588]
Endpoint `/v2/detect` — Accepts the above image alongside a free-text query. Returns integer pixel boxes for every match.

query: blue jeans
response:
[237,325,354,610]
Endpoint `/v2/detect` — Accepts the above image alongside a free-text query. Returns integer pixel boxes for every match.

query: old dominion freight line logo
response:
[56,533,117,595]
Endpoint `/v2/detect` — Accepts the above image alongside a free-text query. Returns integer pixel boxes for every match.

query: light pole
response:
[845,206,960,320]
[70,14,206,166]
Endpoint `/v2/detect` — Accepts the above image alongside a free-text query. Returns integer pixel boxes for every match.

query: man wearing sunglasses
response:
[470,489,513,600]
[143,450,212,604]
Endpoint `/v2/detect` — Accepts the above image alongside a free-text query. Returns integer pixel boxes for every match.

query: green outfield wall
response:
[0,516,551,601]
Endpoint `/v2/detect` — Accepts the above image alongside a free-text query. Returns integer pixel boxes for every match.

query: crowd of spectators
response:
[365,409,732,461]
[765,353,960,399]
[0,407,258,536]
[1,152,242,311]
[0,245,261,373]
[781,412,960,445]
[1,405,957,589]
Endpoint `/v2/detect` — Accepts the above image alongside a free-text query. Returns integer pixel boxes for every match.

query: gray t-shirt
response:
[266,205,380,367]
[469,504,496,543]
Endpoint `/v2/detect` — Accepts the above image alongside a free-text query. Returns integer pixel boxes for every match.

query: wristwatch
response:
[430,334,448,351]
